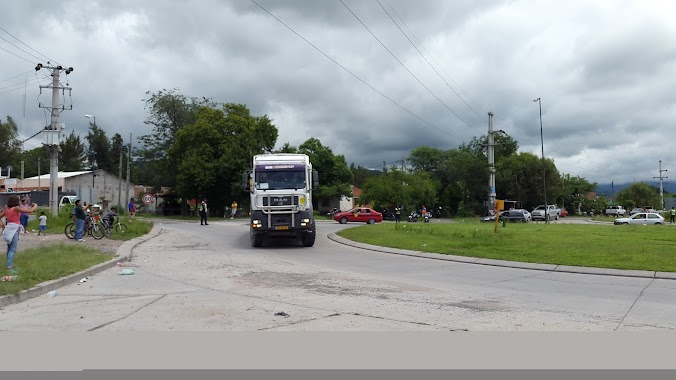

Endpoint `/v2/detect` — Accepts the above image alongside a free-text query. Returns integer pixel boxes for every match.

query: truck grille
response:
[262,196,299,206]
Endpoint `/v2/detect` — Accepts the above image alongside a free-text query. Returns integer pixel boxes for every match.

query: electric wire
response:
[0,44,34,64]
[339,0,481,135]
[377,0,485,124]
[0,26,59,64]
[249,0,463,142]
[0,69,33,84]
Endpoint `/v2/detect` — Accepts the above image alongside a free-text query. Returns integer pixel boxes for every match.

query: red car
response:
[560,208,569,217]
[333,207,383,224]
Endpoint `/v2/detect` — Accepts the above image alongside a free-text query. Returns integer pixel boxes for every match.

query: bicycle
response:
[102,215,127,234]
[65,214,105,240]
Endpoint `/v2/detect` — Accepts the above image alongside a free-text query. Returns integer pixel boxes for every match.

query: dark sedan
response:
[499,209,531,223]
[333,207,383,224]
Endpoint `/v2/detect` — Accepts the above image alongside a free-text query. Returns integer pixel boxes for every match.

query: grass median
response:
[336,221,676,272]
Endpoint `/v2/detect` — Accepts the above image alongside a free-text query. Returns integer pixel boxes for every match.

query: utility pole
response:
[534,97,548,223]
[118,149,123,208]
[38,157,41,190]
[653,160,668,210]
[38,63,73,216]
[124,133,132,212]
[487,112,496,208]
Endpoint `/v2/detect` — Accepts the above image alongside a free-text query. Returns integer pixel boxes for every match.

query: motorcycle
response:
[423,213,430,223]
[432,206,442,218]
[325,207,339,219]
[407,211,419,222]
[381,209,396,221]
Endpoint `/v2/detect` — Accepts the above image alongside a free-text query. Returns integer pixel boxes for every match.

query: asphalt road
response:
[1,218,675,331]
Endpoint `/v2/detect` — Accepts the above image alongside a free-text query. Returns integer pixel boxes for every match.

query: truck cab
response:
[242,154,319,247]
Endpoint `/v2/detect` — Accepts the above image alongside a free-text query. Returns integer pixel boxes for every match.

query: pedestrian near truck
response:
[670,207,675,223]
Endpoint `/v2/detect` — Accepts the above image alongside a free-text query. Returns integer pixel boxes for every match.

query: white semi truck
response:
[241,154,319,247]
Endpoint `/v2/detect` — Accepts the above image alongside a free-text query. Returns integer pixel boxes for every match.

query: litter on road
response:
[274,311,290,318]
[118,269,135,275]
[47,290,58,298]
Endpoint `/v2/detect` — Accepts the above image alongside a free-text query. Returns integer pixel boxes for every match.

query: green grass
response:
[0,243,114,296]
[25,211,153,241]
[337,221,676,272]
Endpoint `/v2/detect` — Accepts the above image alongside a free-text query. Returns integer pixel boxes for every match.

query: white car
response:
[614,212,665,225]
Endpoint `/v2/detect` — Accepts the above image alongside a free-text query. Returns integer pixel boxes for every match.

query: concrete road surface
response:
[1,219,675,331]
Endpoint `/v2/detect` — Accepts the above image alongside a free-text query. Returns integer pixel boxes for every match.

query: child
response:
[38,211,47,236]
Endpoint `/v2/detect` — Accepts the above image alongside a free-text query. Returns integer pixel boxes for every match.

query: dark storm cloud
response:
[2,0,676,184]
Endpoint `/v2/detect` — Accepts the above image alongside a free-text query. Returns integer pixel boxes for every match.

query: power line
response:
[339,0,482,135]
[0,44,35,64]
[383,0,487,121]
[0,75,49,96]
[0,69,33,84]
[0,26,58,64]
[0,34,47,63]
[377,0,485,124]
[249,0,462,142]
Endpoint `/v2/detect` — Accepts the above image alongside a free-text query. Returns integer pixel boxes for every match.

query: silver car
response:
[614,212,665,225]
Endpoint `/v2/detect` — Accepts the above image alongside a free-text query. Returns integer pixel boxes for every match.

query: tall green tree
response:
[495,152,561,210]
[298,138,352,206]
[138,88,214,191]
[59,131,87,171]
[360,169,436,212]
[110,133,126,174]
[169,104,279,206]
[0,116,22,170]
[350,163,376,188]
[85,122,112,171]
[615,182,660,209]
[19,146,48,178]
[460,133,518,160]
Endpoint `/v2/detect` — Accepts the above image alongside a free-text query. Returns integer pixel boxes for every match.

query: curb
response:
[327,233,676,281]
[0,223,163,308]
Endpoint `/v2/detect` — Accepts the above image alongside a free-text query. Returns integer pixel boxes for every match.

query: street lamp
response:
[84,114,96,126]
[533,97,548,223]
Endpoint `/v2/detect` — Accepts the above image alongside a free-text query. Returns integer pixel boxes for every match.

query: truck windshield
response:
[255,170,306,190]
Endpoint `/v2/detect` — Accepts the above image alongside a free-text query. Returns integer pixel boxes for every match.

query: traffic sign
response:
[142,193,155,204]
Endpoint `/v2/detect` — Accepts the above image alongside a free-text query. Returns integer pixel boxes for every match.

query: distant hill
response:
[596,181,670,198]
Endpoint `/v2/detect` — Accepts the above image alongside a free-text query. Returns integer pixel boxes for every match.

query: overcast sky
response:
[2,0,676,186]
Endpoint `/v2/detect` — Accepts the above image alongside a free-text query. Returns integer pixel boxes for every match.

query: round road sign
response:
[142,193,155,204]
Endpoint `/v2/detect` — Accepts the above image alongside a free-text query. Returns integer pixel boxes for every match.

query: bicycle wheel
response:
[91,223,105,240]
[64,223,75,239]
[102,221,112,236]
[115,223,128,233]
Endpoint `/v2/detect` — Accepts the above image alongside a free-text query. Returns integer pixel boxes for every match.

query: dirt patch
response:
[16,229,124,254]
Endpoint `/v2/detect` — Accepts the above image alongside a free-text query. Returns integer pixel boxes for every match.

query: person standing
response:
[231,200,238,220]
[394,205,401,224]
[0,195,38,271]
[670,207,676,223]
[19,197,30,234]
[38,211,47,236]
[200,198,209,225]
[128,197,136,223]
[72,200,90,242]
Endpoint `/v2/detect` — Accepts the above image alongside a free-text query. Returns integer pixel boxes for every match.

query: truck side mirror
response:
[241,172,250,191]
[312,170,319,189]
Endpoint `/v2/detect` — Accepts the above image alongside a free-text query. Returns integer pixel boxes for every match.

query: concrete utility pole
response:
[118,149,123,208]
[38,63,73,216]
[37,157,41,190]
[534,97,548,223]
[653,160,668,210]
[487,112,496,208]
[124,133,132,212]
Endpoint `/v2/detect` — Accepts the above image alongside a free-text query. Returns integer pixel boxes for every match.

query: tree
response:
[85,122,112,171]
[59,131,87,172]
[409,146,446,173]
[0,116,22,169]
[19,146,48,179]
[110,133,126,174]
[169,104,280,207]
[275,142,297,153]
[298,138,352,206]
[460,133,518,160]
[350,163,377,188]
[138,88,214,190]
[559,173,596,214]
[615,182,660,209]
[495,152,561,210]
[360,169,436,212]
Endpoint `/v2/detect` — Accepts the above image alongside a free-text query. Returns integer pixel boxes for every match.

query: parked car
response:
[630,207,657,215]
[559,208,569,217]
[531,204,560,221]
[480,210,508,223]
[604,206,626,217]
[499,209,531,223]
[334,207,383,224]
[614,212,665,225]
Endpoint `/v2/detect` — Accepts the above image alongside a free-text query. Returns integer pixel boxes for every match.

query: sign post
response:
[494,199,504,233]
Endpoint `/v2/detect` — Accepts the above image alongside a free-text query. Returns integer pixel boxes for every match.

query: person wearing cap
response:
[199,198,209,225]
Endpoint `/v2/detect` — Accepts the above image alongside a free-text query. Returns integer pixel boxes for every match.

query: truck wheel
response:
[301,229,316,247]
[340,217,348,224]
[251,233,264,247]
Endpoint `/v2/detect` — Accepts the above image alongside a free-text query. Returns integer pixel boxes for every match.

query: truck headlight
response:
[252,220,262,228]
[299,197,306,206]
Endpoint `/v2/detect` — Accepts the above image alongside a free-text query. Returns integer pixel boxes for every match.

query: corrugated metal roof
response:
[24,171,93,180]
